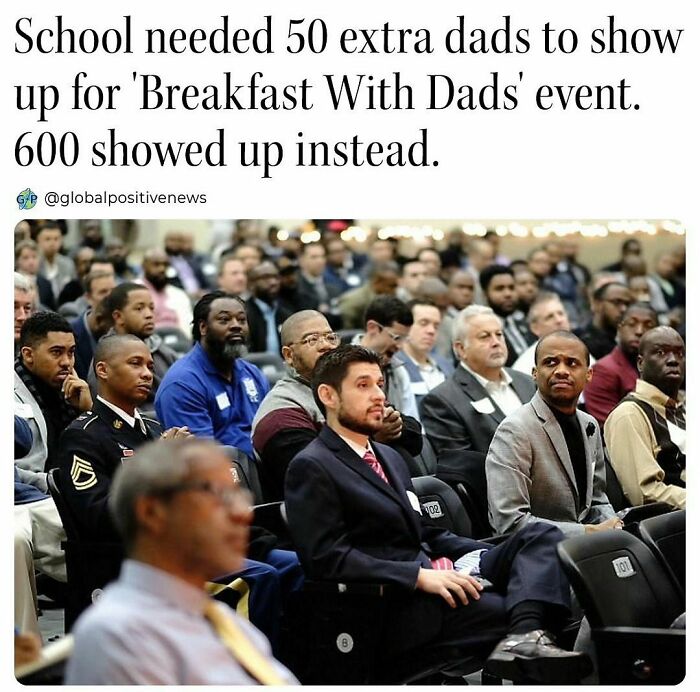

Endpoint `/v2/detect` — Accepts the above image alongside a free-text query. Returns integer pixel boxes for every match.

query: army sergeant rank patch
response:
[70,455,98,490]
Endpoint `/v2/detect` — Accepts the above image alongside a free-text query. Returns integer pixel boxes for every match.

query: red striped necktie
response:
[362,449,453,571]
[362,449,389,483]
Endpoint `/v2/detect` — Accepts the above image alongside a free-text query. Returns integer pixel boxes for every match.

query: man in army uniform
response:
[57,333,302,647]
[57,334,190,541]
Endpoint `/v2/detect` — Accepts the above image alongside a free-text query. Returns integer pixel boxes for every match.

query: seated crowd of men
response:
[14,221,686,683]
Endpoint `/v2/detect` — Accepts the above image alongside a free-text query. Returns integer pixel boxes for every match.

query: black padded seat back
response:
[557,530,684,630]
[603,448,629,511]
[222,445,265,505]
[639,509,685,593]
[47,468,124,631]
[154,325,191,355]
[47,467,80,540]
[435,449,492,537]
[410,436,438,477]
[337,329,363,345]
[242,352,286,386]
[411,475,473,537]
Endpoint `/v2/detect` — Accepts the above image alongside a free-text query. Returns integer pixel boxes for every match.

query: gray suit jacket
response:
[486,391,615,536]
[420,365,536,456]
[14,372,49,491]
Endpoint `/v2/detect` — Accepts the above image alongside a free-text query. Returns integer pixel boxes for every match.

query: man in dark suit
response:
[285,345,591,683]
[420,305,536,457]
[245,262,293,353]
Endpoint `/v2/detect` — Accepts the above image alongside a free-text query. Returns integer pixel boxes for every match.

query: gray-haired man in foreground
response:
[65,438,297,685]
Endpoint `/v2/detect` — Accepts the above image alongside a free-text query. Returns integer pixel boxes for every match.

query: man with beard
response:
[575,282,632,360]
[154,293,304,643]
[245,261,293,354]
[105,237,138,281]
[87,283,179,415]
[421,306,535,457]
[605,326,686,509]
[583,303,658,427]
[284,345,592,684]
[480,265,535,367]
[486,332,618,536]
[139,248,193,337]
[513,268,539,316]
[253,310,424,501]
[155,291,268,459]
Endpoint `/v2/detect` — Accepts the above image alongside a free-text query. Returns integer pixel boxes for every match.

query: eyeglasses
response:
[290,332,341,348]
[378,324,406,343]
[155,480,252,511]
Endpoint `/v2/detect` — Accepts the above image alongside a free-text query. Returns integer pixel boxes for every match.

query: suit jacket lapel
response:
[509,370,535,405]
[532,394,579,505]
[319,427,413,518]
[455,367,506,425]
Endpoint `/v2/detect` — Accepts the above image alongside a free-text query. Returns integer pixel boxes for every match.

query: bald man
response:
[139,249,193,336]
[252,311,340,499]
[56,334,187,542]
[605,326,686,509]
[253,310,421,500]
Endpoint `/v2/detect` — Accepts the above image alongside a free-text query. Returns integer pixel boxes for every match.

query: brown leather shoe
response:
[486,629,592,683]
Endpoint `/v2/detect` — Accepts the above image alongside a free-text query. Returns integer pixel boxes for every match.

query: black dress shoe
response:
[486,629,592,683]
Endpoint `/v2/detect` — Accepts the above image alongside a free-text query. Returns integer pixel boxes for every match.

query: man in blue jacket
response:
[156,291,269,459]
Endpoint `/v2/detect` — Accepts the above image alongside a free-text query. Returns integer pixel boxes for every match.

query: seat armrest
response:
[618,502,673,524]
[302,580,394,597]
[592,626,685,684]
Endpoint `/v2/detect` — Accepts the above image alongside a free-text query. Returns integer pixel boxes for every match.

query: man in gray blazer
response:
[420,305,535,457]
[486,331,620,536]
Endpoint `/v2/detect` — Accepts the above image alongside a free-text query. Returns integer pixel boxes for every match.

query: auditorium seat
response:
[638,509,685,594]
[557,529,685,684]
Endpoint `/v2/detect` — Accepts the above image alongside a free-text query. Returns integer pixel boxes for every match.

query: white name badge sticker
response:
[14,402,35,419]
[471,397,496,414]
[406,490,422,514]
[216,392,231,411]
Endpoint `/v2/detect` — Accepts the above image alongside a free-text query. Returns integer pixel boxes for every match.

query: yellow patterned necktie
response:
[203,599,287,685]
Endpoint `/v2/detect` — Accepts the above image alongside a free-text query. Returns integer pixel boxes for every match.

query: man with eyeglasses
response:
[252,308,421,501]
[574,282,632,360]
[65,438,298,684]
[353,295,421,421]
